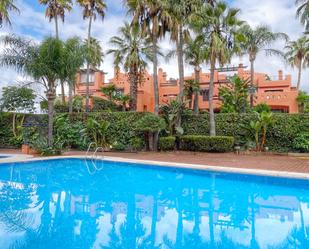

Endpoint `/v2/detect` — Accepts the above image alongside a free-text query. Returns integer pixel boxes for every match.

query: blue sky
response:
[0,0,308,93]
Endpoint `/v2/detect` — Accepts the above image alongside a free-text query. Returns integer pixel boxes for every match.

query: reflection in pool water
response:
[0,159,308,249]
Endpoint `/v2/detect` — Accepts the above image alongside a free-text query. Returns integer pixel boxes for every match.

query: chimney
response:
[278,70,283,80]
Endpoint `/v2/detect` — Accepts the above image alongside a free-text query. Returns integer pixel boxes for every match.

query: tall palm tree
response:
[183,36,207,114]
[0,0,19,27]
[239,24,288,107]
[284,36,309,90]
[192,1,244,136]
[0,35,64,146]
[167,0,200,102]
[77,0,107,113]
[39,0,73,104]
[127,0,171,115]
[296,0,309,30]
[39,0,73,39]
[107,22,154,111]
[61,37,86,114]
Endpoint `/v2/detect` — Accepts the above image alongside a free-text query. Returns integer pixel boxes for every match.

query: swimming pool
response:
[0,158,308,249]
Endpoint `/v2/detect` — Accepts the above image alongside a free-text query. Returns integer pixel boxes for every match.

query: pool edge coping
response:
[0,154,308,180]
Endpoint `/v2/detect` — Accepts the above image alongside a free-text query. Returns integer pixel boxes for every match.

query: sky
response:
[0,0,309,94]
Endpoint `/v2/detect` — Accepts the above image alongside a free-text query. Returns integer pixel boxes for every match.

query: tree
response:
[0,86,35,137]
[77,0,107,113]
[107,22,153,111]
[127,0,170,115]
[0,35,64,146]
[39,0,72,39]
[296,0,309,30]
[61,37,86,114]
[159,96,187,136]
[183,36,207,114]
[184,79,199,110]
[0,0,19,27]
[39,0,73,104]
[219,76,250,113]
[296,91,309,113]
[100,84,116,101]
[167,0,200,102]
[115,94,131,111]
[284,36,309,90]
[135,113,166,151]
[192,1,244,136]
[239,24,288,107]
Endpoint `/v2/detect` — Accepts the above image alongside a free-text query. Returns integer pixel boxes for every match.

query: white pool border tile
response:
[0,154,308,180]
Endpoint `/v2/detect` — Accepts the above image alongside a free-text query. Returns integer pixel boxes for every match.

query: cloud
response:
[0,0,308,95]
[231,0,309,91]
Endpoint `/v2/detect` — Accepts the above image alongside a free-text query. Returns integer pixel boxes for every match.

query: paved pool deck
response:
[1,149,309,174]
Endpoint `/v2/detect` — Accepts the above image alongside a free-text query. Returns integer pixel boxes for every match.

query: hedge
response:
[182,113,309,152]
[179,135,234,152]
[159,136,176,151]
[1,112,308,152]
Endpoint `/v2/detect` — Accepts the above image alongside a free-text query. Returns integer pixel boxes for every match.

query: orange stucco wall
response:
[75,65,299,113]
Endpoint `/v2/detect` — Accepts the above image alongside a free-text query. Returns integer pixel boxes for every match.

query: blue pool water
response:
[0,158,308,249]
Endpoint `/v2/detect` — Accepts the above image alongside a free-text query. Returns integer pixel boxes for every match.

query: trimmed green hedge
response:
[179,135,234,152]
[1,112,308,152]
[159,136,176,151]
[182,113,309,152]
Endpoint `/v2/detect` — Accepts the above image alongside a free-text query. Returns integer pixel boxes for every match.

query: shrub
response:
[293,132,309,153]
[92,97,122,112]
[180,135,234,152]
[159,136,176,151]
[129,137,144,151]
[30,137,63,156]
[112,141,126,151]
[182,113,309,152]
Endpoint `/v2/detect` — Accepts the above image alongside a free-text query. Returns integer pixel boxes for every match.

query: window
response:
[81,73,95,84]
[113,89,124,98]
[200,89,209,101]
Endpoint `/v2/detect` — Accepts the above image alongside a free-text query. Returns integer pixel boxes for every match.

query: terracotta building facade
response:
[75,64,299,113]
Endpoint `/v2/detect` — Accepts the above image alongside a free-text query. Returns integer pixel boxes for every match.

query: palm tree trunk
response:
[47,88,55,147]
[61,81,65,104]
[54,15,59,40]
[177,24,185,101]
[85,15,93,113]
[12,113,16,137]
[129,68,138,111]
[152,36,160,151]
[297,63,302,90]
[193,66,200,115]
[250,58,255,108]
[68,81,73,114]
[209,57,216,136]
[153,36,159,115]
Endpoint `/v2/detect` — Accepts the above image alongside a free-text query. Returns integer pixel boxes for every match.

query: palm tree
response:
[184,79,199,109]
[0,0,19,27]
[284,36,309,90]
[107,22,153,111]
[127,0,171,115]
[39,0,73,104]
[115,94,131,111]
[61,37,86,114]
[0,35,64,146]
[296,0,309,30]
[101,84,117,101]
[167,0,199,102]
[239,24,288,107]
[77,0,107,113]
[183,36,207,114]
[39,0,73,39]
[192,1,244,136]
